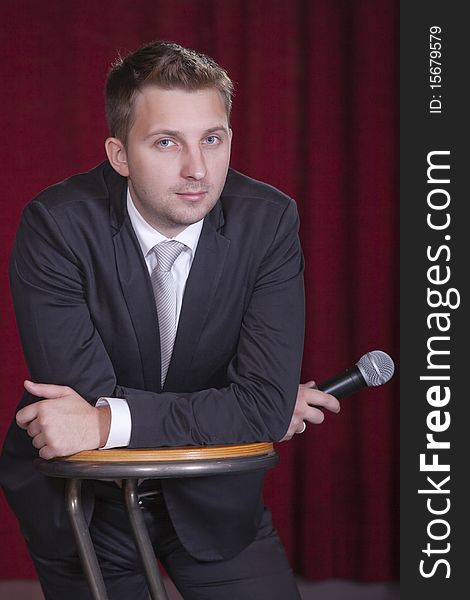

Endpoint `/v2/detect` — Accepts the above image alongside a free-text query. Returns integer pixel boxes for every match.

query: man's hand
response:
[16,381,111,460]
[280,380,340,441]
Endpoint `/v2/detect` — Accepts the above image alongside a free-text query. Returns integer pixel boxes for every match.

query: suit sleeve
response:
[10,200,117,404]
[121,198,306,446]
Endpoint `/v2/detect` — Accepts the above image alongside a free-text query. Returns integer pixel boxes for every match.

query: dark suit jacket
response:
[0,161,305,561]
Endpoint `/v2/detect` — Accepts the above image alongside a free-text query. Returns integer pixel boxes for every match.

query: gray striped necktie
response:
[150,240,186,385]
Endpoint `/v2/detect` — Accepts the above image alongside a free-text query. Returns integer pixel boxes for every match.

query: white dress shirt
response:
[97,188,203,449]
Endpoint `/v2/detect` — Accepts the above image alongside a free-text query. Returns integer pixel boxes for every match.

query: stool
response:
[35,443,278,600]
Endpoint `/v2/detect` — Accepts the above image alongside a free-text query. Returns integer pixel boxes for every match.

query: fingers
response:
[279,427,297,442]
[22,416,47,450]
[19,414,51,456]
[280,405,329,441]
[301,380,317,388]
[27,419,42,438]
[304,389,340,414]
[313,395,340,414]
[32,436,59,460]
[280,383,342,443]
[24,380,71,399]
[16,404,38,429]
[304,406,325,425]
[31,432,46,450]
[39,445,56,460]
[29,429,62,459]
[17,385,70,429]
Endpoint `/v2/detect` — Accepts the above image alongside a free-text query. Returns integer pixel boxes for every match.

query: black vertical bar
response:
[401,3,468,598]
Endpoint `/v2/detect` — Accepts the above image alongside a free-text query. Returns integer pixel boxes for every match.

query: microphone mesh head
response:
[356,350,395,386]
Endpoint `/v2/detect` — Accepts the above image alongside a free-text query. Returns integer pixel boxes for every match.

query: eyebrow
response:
[145,125,229,140]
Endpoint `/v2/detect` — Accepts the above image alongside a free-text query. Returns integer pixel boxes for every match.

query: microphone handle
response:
[316,366,367,399]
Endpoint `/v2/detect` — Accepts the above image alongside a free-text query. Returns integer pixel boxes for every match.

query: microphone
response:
[316,350,395,399]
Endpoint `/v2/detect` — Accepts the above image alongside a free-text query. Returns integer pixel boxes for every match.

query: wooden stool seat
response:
[35,443,278,600]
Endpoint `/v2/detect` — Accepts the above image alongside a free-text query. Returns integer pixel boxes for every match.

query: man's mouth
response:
[175,190,209,201]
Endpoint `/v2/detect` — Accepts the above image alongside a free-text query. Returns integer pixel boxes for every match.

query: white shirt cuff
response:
[96,397,132,449]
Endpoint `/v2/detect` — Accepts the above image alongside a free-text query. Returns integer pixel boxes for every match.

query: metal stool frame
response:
[36,443,278,600]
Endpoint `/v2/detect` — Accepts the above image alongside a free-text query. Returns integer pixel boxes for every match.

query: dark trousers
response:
[29,484,301,600]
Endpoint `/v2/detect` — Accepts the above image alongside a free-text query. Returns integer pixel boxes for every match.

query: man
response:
[0,41,339,599]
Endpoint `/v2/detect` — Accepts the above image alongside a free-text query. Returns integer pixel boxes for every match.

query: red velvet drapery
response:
[0,0,399,582]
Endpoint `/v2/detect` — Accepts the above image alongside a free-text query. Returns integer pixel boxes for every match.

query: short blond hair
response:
[105,41,234,143]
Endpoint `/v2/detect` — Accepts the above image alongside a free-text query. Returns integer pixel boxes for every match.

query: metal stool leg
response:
[66,478,109,600]
[124,479,169,600]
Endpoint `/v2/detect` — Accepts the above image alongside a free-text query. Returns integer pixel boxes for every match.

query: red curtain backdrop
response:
[0,0,399,582]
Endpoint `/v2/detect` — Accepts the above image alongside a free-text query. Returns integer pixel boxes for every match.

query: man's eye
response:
[204,135,220,145]
[156,139,175,149]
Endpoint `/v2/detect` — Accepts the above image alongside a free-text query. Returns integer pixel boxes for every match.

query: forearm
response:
[119,383,296,448]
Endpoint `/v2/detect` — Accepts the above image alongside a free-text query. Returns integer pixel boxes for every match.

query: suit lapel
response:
[113,221,162,392]
[164,203,230,390]
[107,165,162,392]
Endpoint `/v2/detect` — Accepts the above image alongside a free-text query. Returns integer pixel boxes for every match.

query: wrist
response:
[97,404,111,448]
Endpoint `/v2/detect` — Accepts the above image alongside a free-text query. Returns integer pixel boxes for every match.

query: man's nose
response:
[180,146,207,180]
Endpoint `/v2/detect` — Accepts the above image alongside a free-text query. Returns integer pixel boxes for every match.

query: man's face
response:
[109,85,232,237]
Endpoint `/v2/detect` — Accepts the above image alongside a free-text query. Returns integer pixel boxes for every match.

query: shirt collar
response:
[126,187,204,258]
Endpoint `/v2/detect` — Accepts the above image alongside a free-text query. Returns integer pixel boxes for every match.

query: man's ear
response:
[105,137,129,177]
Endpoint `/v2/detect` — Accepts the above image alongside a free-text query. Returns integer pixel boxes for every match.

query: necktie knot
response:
[153,240,186,272]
